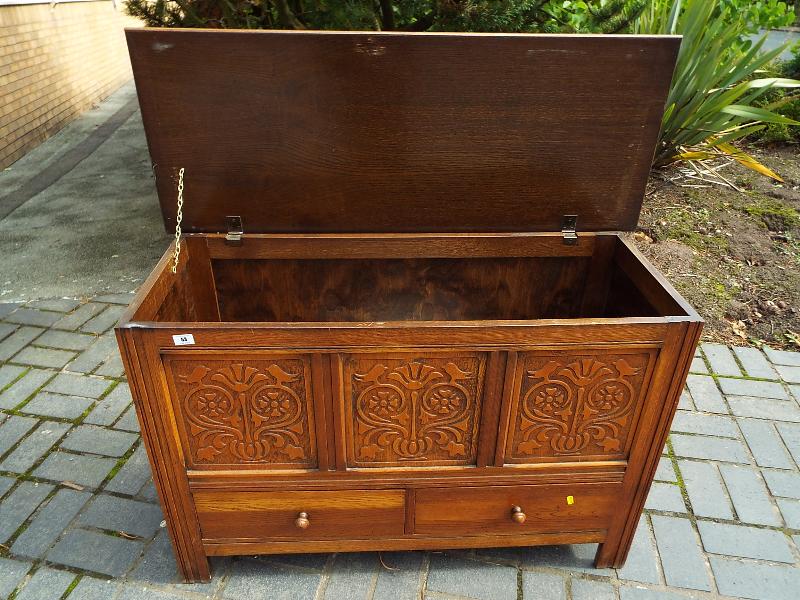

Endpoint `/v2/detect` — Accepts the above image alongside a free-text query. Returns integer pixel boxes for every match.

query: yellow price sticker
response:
[566,495,574,505]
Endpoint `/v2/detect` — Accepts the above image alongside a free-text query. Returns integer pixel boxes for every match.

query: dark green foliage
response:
[123,0,649,33]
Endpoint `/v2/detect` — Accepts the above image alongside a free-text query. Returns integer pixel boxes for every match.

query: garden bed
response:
[632,145,800,349]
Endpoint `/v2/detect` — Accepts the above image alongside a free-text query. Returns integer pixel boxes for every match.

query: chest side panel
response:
[164,354,318,470]
[341,352,487,468]
[503,348,657,464]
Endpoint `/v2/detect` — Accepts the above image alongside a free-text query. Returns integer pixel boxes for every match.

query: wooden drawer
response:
[194,489,406,541]
[414,482,621,536]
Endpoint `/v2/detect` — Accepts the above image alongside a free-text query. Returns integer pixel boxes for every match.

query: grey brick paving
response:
[33,451,116,488]
[5,308,61,328]
[702,343,742,376]
[427,553,518,600]
[776,497,800,528]
[689,356,708,373]
[0,326,42,361]
[65,577,119,600]
[81,305,125,334]
[0,557,32,600]
[733,346,778,379]
[26,298,81,313]
[650,515,710,591]
[33,329,94,351]
[719,377,789,400]
[764,347,800,366]
[671,410,739,438]
[0,421,70,473]
[720,465,783,526]
[685,374,727,413]
[775,364,800,384]
[11,489,91,558]
[671,433,749,463]
[520,572,565,600]
[697,521,794,562]
[0,364,25,390]
[65,334,118,374]
[0,414,37,456]
[223,558,321,600]
[52,303,106,331]
[644,483,686,513]
[47,529,144,577]
[654,457,677,482]
[0,481,54,543]
[616,516,660,585]
[105,444,150,495]
[0,323,16,343]
[710,556,800,600]
[114,405,140,432]
[738,418,795,468]
[728,395,800,422]
[44,372,112,398]
[59,424,137,457]
[84,382,131,426]
[94,293,136,305]
[14,566,75,600]
[372,551,426,600]
[19,391,93,420]
[0,368,53,409]
[762,469,800,499]
[776,422,800,466]
[79,494,163,538]
[0,475,13,497]
[14,346,76,369]
[571,578,615,600]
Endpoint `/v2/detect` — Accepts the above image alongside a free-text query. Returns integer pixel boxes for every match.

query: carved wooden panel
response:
[165,356,317,469]
[504,350,655,463]
[343,353,487,468]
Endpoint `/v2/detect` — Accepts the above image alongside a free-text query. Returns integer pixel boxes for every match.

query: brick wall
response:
[0,1,139,169]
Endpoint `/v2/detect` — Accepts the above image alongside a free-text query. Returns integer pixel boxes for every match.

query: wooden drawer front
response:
[194,489,405,540]
[503,350,656,464]
[414,483,620,536]
[342,352,487,468]
[165,355,318,470]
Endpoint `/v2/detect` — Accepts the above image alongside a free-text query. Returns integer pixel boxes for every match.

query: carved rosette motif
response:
[169,359,315,468]
[509,353,650,461]
[348,355,484,467]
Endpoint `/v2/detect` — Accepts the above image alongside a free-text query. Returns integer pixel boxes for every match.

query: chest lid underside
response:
[126,29,680,235]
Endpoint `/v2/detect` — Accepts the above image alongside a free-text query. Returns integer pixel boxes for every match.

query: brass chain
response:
[171,167,185,274]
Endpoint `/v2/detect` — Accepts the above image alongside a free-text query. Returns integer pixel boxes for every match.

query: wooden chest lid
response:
[126,29,680,234]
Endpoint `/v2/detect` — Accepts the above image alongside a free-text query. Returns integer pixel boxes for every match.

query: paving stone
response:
[95,351,125,377]
[524,543,612,576]
[11,489,91,558]
[0,414,38,457]
[372,551,426,600]
[670,411,739,438]
[678,460,734,519]
[617,516,660,585]
[762,470,800,499]
[26,298,81,313]
[84,383,131,426]
[427,552,518,600]
[775,364,800,384]
[140,480,158,502]
[519,572,565,600]
[689,356,707,374]
[44,373,112,398]
[738,418,794,468]
[0,557,32,600]
[80,494,163,538]
[0,323,16,343]
[223,557,322,599]
[20,392,93,420]
[571,578,615,600]
[0,368,53,409]
[47,529,144,577]
[764,346,800,367]
[644,483,686,513]
[13,346,76,369]
[34,452,116,488]
[65,577,118,600]
[677,389,694,410]
[14,566,75,600]
[728,395,800,422]
[262,553,329,571]
[718,377,789,400]
[0,364,26,390]
[776,422,800,467]
[0,303,22,318]
[59,424,137,457]
[710,556,800,600]
[114,406,140,432]
[0,481,54,542]
[323,552,381,600]
[776,498,800,528]
[93,293,135,305]
[719,464,782,526]
[701,343,741,376]
[105,445,151,495]
[0,476,13,498]
[5,308,61,328]
[733,346,778,379]
[117,585,190,600]
[684,374,727,413]
[670,433,749,463]
[32,330,95,351]
[654,457,676,482]
[65,335,118,374]
[52,303,106,331]
[81,305,125,334]
[0,326,42,361]
[697,520,793,562]
[650,515,710,591]
[0,421,70,473]
[618,588,695,600]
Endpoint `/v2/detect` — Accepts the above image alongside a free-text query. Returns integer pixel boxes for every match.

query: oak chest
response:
[117,29,700,582]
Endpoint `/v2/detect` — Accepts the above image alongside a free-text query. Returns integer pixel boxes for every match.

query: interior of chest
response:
[138,234,690,323]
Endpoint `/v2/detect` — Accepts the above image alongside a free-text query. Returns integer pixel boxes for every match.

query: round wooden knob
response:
[510,506,526,524]
[294,512,310,529]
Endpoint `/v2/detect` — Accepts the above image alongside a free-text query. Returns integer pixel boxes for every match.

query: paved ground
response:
[2,82,800,600]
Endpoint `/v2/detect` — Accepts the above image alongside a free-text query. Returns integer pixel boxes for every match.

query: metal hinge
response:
[225,215,243,245]
[562,215,578,245]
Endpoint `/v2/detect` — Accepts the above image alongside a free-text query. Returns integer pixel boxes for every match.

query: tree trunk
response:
[380,0,395,30]
[276,0,304,29]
